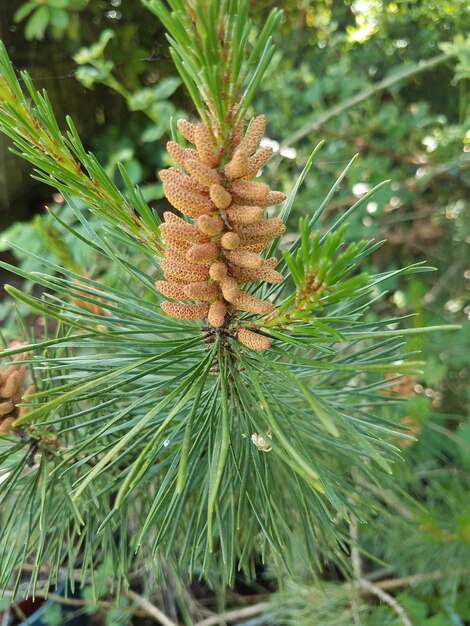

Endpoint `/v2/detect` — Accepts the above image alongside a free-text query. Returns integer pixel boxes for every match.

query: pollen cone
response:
[158,113,286,351]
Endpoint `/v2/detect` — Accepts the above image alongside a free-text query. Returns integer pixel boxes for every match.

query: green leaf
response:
[42,602,63,626]
[49,8,70,29]
[397,593,428,622]
[423,355,447,386]
[73,29,115,64]
[153,76,182,100]
[140,124,166,142]
[424,614,453,626]
[81,587,100,615]
[24,6,50,40]
[48,0,69,8]
[14,2,37,22]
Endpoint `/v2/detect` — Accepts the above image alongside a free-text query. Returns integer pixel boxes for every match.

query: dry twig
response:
[359,580,413,626]
[125,589,180,626]
[350,520,414,626]
[193,601,270,626]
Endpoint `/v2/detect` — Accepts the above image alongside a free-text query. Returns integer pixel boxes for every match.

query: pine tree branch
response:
[0,0,461,598]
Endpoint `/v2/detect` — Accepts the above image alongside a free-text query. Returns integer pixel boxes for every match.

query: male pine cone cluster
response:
[0,354,31,434]
[155,115,286,351]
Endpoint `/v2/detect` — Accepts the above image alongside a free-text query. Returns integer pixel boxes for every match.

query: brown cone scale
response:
[208,300,227,328]
[237,328,272,351]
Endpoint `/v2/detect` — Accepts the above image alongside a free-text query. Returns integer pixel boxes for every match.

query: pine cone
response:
[0,352,31,434]
[156,114,286,350]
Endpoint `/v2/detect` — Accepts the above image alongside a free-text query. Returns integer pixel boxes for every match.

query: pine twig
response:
[349,520,362,626]
[125,590,180,626]
[350,520,362,579]
[45,595,150,618]
[374,569,470,591]
[358,580,413,626]
[3,589,149,618]
[193,601,270,626]
[350,520,413,626]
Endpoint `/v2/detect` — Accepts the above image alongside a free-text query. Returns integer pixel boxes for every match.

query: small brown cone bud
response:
[197,214,224,237]
[220,277,240,303]
[209,184,232,209]
[155,281,188,300]
[237,115,266,156]
[224,149,250,179]
[225,249,263,269]
[232,264,284,285]
[245,147,273,179]
[220,232,240,250]
[161,302,209,320]
[0,401,14,416]
[208,300,227,328]
[160,219,208,245]
[162,181,215,219]
[0,417,15,434]
[160,167,207,195]
[238,240,271,253]
[177,119,196,143]
[1,370,23,399]
[161,234,196,252]
[185,156,221,187]
[237,328,272,351]
[183,282,220,302]
[186,242,219,264]
[165,248,186,262]
[163,211,188,224]
[165,239,191,260]
[194,124,219,167]
[234,218,286,239]
[230,180,269,202]
[209,261,228,282]
[166,141,197,169]
[231,121,245,149]
[258,190,287,207]
[161,259,210,283]
[226,205,264,225]
[235,292,276,315]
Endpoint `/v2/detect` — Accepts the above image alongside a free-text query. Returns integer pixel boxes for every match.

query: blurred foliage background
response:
[0,0,469,624]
